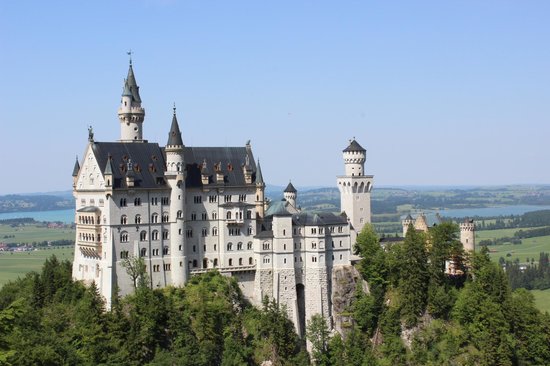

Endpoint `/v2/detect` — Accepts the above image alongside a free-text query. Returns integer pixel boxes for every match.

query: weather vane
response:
[127,50,133,65]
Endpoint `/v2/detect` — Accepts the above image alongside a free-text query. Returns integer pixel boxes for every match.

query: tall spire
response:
[118,56,145,142]
[125,60,142,103]
[256,160,264,185]
[72,156,80,177]
[167,105,184,147]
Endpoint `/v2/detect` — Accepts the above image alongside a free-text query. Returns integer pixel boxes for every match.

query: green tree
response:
[306,314,331,365]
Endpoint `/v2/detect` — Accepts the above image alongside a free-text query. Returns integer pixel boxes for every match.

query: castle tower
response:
[165,106,188,285]
[283,181,297,208]
[118,59,145,142]
[255,160,266,218]
[402,214,414,237]
[460,218,475,252]
[336,139,373,239]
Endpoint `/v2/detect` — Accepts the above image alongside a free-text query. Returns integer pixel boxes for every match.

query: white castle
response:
[71,61,373,335]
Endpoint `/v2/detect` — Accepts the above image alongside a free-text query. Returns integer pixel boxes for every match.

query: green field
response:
[0,247,74,286]
[476,229,550,264]
[0,223,74,244]
[531,289,550,314]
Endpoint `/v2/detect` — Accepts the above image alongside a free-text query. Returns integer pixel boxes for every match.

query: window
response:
[319,228,324,234]
[152,249,159,256]
[212,227,218,236]
[212,212,218,220]
[312,242,317,249]
[120,198,127,207]
[194,196,202,204]
[239,194,246,202]
[311,228,317,234]
[151,213,159,223]
[246,210,252,219]
[209,195,217,203]
[229,228,241,236]
[201,212,207,220]
[140,248,147,257]
[164,263,171,271]
[140,231,147,241]
[263,256,270,264]
[312,256,317,263]
[284,258,287,264]
[237,242,243,250]
[224,195,232,203]
[239,258,243,265]
[202,228,208,237]
[192,260,198,268]
[177,210,183,219]
[247,241,253,250]
[249,257,253,265]
[120,251,129,259]
[338,226,343,233]
[152,230,159,240]
[283,244,286,250]
[151,197,158,205]
[214,258,218,267]
[186,229,193,238]
[120,231,129,243]
[162,197,169,205]
[134,197,141,206]
[227,242,233,251]
[226,211,232,220]
[153,264,160,272]
[263,242,270,250]
[191,213,197,221]
[135,214,141,224]
[120,215,127,225]
[163,246,169,255]
[229,258,233,266]
[162,230,169,240]
[162,213,169,223]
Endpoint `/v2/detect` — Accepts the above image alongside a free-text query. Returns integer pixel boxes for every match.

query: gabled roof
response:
[292,212,348,226]
[343,139,366,152]
[91,142,167,189]
[284,181,297,193]
[183,146,260,188]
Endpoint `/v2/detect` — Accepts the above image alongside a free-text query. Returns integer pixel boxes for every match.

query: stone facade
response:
[72,61,374,334]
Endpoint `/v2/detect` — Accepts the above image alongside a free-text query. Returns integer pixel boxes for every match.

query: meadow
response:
[0,246,74,286]
[530,289,550,314]
[0,223,74,244]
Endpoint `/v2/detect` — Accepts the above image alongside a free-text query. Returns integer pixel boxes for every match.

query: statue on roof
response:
[88,126,94,142]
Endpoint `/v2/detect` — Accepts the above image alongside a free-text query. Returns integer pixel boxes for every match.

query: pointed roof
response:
[125,63,142,103]
[72,156,80,177]
[122,79,132,97]
[255,160,264,185]
[104,155,114,175]
[343,138,366,152]
[167,107,184,146]
[284,181,297,193]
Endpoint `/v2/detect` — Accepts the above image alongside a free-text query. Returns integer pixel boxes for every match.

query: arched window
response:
[162,230,169,240]
[120,231,129,243]
[162,213,169,223]
[151,213,159,223]
[213,258,218,267]
[120,215,127,225]
[237,242,243,250]
[203,258,208,268]
[135,214,141,224]
[140,231,147,241]
[177,210,183,219]
[263,256,270,264]
[163,246,169,255]
[228,258,233,266]
[246,210,252,219]
[192,259,198,268]
[238,258,243,266]
[226,211,232,220]
[247,241,253,250]
[249,257,253,265]
[212,227,218,236]
[152,230,159,241]
[140,248,147,257]
[134,197,141,206]
[227,242,233,251]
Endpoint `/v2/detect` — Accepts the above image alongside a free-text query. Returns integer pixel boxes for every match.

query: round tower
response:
[165,106,188,286]
[283,181,297,208]
[255,160,266,218]
[118,59,145,142]
[343,139,366,176]
[460,218,475,252]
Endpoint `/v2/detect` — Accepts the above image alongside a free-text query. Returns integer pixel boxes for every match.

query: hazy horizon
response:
[2,1,549,193]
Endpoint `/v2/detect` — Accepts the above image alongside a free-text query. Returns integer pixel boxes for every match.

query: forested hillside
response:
[1,225,550,365]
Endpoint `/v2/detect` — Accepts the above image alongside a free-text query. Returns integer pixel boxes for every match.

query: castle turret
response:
[255,160,265,218]
[165,106,188,286]
[460,218,475,252]
[118,59,146,142]
[284,181,297,208]
[402,214,414,237]
[72,156,80,189]
[336,138,373,240]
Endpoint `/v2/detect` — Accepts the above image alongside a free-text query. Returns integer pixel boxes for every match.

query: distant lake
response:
[435,205,550,218]
[0,209,74,224]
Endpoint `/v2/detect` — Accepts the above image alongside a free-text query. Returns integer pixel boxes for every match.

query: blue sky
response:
[1,1,549,194]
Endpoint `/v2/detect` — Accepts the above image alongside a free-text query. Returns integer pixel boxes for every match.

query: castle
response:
[71,61,373,336]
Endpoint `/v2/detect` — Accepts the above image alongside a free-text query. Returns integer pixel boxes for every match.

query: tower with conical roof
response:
[284,181,297,208]
[165,106,188,286]
[255,160,266,218]
[118,58,146,142]
[336,138,373,240]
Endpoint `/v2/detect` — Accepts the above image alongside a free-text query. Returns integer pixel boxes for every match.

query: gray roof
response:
[183,146,259,188]
[72,157,80,177]
[125,64,142,104]
[343,139,366,152]
[92,142,168,189]
[256,160,264,185]
[167,110,184,146]
[104,156,114,175]
[265,200,293,217]
[284,181,297,193]
[292,212,348,226]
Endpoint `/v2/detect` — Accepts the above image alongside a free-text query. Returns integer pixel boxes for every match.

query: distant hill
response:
[0,194,73,213]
